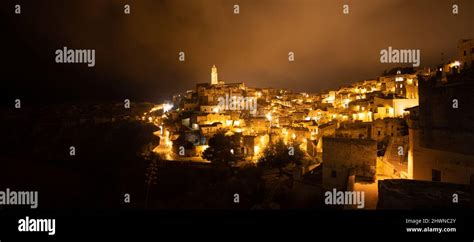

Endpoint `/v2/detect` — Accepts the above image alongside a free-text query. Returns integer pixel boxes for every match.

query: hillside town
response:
[146,39,474,209]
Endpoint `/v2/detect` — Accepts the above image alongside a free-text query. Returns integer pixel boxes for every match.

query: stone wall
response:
[322,137,377,190]
[411,129,474,184]
[418,76,474,155]
[378,179,471,209]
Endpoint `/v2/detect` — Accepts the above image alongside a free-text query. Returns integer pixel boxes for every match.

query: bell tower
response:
[211,65,218,85]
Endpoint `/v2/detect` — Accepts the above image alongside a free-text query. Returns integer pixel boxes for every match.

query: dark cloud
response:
[1,0,473,104]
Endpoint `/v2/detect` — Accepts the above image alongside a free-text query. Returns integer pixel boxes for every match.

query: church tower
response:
[211,65,218,85]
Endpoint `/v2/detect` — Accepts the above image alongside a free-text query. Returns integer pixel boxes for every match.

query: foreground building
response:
[322,137,377,190]
[408,68,474,184]
[378,179,471,209]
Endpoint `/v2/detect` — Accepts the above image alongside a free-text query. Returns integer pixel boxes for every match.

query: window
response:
[331,170,337,178]
[432,169,441,182]
[464,50,467,56]
[377,131,381,136]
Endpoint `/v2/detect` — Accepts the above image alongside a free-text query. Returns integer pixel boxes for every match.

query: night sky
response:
[1,0,473,104]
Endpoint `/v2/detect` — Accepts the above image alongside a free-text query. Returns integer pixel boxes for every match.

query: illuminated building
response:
[211,64,218,85]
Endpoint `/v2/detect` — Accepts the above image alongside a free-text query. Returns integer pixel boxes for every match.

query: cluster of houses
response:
[148,39,474,208]
[155,64,421,164]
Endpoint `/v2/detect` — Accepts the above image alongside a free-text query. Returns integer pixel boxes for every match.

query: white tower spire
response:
[211,65,218,85]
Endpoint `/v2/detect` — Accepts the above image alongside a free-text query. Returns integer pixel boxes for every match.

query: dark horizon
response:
[1,0,473,105]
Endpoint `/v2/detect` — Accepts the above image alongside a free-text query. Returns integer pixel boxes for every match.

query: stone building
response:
[458,39,474,69]
[407,69,474,184]
[371,118,407,142]
[378,179,471,209]
[322,137,377,190]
